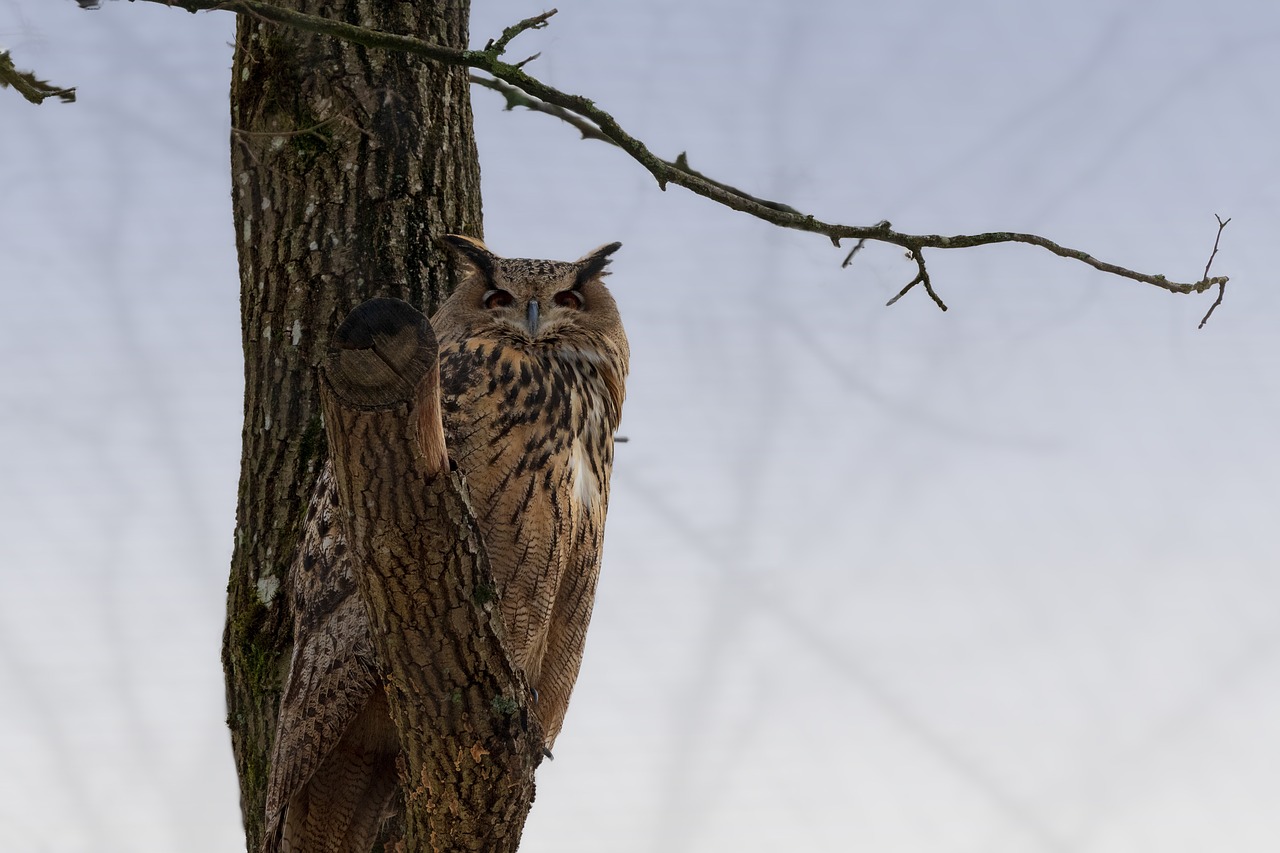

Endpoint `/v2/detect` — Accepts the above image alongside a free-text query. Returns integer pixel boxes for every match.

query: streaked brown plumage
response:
[262,237,628,852]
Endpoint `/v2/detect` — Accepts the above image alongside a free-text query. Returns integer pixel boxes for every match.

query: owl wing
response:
[437,340,551,667]
[529,356,619,745]
[437,339,621,747]
[261,463,387,852]
[534,519,605,746]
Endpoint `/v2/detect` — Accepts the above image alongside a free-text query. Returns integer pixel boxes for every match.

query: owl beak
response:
[526,299,540,336]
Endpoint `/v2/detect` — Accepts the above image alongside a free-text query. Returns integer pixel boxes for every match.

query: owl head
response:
[434,235,629,367]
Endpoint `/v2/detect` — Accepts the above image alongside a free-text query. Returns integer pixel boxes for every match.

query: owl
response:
[261,236,629,853]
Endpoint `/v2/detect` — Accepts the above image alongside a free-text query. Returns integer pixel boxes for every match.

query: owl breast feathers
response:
[262,237,628,853]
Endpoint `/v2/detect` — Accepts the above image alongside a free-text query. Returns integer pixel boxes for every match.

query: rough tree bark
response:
[320,298,541,851]
[220,1,483,849]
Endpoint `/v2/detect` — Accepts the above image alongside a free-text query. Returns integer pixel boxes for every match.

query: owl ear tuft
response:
[574,242,622,287]
[439,234,497,280]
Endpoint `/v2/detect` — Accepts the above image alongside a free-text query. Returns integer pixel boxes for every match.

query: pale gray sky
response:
[3,1,1279,851]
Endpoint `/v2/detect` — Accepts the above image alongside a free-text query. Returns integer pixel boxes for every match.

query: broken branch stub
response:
[319,297,542,853]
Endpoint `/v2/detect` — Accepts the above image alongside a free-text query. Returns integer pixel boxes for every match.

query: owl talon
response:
[530,687,539,705]
[541,746,554,761]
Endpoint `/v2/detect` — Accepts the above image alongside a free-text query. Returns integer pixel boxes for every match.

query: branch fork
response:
[483,9,557,58]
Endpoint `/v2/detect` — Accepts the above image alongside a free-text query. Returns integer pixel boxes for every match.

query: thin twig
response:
[841,239,869,268]
[469,74,611,142]
[0,50,75,104]
[110,0,1234,318]
[484,9,557,56]
[230,114,343,139]
[1197,215,1231,329]
[671,153,801,215]
[841,220,891,267]
[1202,214,1231,282]
[231,111,370,168]
[885,249,947,311]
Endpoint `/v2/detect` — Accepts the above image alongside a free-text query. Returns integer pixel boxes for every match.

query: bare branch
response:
[0,50,75,104]
[101,0,1234,316]
[1198,215,1231,329]
[470,74,612,142]
[469,76,801,215]
[841,221,891,268]
[1202,214,1231,283]
[886,249,948,312]
[484,9,557,56]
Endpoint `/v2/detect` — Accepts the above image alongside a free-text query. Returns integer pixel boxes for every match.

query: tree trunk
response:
[221,2,481,849]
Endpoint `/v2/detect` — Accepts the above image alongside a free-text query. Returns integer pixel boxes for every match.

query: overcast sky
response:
[2,1,1279,851]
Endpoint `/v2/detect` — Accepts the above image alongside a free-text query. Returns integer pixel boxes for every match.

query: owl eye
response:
[483,289,514,309]
[553,290,584,310]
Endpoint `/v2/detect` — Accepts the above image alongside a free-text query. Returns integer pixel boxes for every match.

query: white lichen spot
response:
[237,172,248,186]
[309,241,318,251]
[242,217,252,243]
[292,319,303,346]
[305,202,316,219]
[264,412,273,431]
[241,66,250,82]
[262,326,271,342]
[256,575,280,605]
[261,198,271,212]
[271,136,285,151]
[568,439,600,509]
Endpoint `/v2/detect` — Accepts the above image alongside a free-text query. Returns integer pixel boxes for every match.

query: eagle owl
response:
[262,236,629,853]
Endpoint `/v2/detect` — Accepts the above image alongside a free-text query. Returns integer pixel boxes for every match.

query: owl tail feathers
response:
[270,746,400,853]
